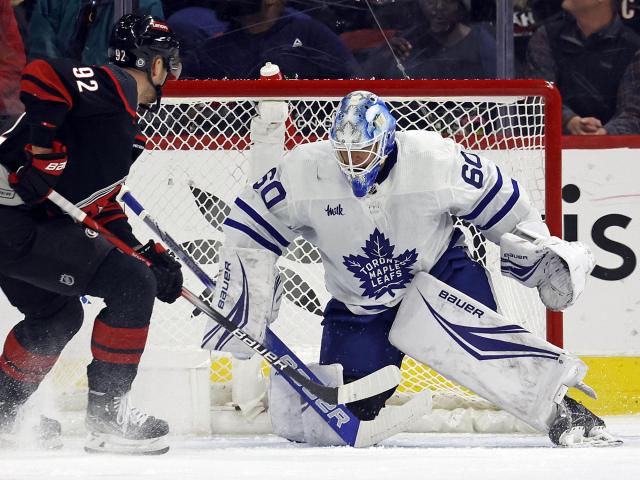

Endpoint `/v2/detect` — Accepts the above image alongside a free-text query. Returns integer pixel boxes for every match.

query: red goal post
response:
[158,78,564,345]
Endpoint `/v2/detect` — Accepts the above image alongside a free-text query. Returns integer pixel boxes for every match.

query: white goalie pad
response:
[500,226,596,311]
[201,246,282,358]
[389,272,592,433]
[269,363,347,446]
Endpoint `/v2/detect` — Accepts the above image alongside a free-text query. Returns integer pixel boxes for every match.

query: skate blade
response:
[84,432,169,455]
[586,426,624,447]
[558,426,623,448]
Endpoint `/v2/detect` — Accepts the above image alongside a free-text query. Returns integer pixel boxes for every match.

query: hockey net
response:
[38,80,562,435]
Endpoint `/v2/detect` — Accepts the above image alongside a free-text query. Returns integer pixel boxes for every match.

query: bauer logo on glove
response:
[9,142,68,205]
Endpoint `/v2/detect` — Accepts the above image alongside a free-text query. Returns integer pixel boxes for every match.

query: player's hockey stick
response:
[45,189,399,407]
[116,187,432,447]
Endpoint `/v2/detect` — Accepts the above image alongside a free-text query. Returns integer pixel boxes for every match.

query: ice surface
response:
[1,416,638,480]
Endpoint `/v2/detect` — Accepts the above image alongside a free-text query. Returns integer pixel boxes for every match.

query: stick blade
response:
[354,390,432,448]
[353,389,432,448]
[337,365,401,404]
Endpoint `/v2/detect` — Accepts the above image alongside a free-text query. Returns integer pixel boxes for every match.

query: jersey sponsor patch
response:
[343,228,417,299]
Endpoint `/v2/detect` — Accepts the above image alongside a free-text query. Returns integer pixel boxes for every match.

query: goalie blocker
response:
[389,272,595,435]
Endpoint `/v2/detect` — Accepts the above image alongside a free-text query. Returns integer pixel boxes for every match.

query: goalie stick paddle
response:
[116,188,431,446]
[45,189,399,406]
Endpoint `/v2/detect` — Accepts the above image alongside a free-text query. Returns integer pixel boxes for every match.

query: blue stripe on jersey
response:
[360,305,389,312]
[479,179,520,231]
[235,198,290,248]
[460,166,504,221]
[223,218,283,256]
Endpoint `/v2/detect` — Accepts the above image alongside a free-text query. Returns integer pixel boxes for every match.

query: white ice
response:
[1,416,639,480]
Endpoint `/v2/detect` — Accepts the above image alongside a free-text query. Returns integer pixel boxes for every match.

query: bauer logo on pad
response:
[420,291,560,361]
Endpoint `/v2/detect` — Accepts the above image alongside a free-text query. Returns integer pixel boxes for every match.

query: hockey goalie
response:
[202,90,620,447]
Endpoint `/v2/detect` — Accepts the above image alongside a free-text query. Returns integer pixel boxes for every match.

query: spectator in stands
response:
[27,0,163,64]
[369,0,496,79]
[182,0,360,80]
[0,0,26,132]
[166,2,227,55]
[527,0,640,135]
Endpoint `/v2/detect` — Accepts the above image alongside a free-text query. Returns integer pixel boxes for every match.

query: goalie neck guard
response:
[108,14,181,111]
[329,91,396,198]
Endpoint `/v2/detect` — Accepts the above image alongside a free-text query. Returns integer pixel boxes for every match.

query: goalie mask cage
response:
[40,79,562,435]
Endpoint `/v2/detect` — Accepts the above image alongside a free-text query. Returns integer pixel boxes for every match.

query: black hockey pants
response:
[0,205,156,407]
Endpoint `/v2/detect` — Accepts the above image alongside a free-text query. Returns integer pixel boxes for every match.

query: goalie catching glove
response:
[201,246,282,358]
[500,225,596,311]
[137,240,183,303]
[9,142,67,205]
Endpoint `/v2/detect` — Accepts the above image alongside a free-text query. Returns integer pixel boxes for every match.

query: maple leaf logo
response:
[343,228,418,299]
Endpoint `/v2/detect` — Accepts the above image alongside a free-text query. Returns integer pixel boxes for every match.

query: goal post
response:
[157,77,563,340]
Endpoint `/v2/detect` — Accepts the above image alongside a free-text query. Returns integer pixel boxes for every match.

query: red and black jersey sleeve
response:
[19,59,74,148]
[19,58,138,149]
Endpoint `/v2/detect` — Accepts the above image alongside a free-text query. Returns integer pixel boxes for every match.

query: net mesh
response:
[43,88,553,417]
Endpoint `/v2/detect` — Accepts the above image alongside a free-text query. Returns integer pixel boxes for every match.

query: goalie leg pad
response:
[269,363,347,446]
[389,272,590,433]
[201,246,281,358]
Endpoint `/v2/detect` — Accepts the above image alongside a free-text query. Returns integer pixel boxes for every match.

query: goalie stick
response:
[116,187,432,447]
[44,190,398,404]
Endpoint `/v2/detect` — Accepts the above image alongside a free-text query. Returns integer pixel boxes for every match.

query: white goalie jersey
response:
[223,130,544,314]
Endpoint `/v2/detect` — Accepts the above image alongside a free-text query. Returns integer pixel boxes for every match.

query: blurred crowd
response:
[2,0,640,134]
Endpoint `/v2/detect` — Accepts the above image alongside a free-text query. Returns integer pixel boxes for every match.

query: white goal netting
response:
[29,80,562,434]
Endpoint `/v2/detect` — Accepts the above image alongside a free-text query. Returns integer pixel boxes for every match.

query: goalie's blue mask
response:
[329,91,396,198]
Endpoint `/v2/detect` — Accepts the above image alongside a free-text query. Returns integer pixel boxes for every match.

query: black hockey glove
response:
[9,143,68,205]
[137,240,183,304]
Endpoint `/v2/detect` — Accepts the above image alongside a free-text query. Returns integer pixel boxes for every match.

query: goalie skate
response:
[85,391,169,455]
[549,397,622,447]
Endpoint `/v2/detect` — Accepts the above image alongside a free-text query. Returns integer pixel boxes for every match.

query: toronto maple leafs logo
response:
[343,229,418,299]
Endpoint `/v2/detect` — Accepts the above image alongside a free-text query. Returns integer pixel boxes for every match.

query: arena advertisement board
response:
[562,148,640,355]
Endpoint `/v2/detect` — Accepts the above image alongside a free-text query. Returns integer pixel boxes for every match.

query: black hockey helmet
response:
[108,14,182,81]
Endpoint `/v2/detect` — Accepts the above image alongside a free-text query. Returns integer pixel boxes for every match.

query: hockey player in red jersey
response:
[0,14,183,454]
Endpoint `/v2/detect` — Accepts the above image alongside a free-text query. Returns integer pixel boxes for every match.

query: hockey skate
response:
[1,402,62,449]
[85,391,169,455]
[548,396,622,447]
